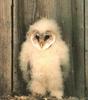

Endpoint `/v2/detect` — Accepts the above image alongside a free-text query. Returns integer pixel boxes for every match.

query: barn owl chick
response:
[19,18,70,99]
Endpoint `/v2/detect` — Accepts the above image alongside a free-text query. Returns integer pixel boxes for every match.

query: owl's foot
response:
[50,90,63,100]
[29,81,46,97]
[32,92,45,99]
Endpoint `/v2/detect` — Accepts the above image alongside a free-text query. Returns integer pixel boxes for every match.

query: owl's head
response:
[27,18,61,50]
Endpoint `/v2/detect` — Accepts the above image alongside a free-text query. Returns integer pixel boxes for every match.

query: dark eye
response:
[35,34,39,41]
[44,35,50,41]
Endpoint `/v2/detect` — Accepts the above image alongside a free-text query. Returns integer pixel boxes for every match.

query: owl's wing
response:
[58,41,70,80]
[19,41,31,82]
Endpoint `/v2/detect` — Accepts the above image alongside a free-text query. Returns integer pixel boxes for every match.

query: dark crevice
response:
[71,0,77,96]
[11,0,14,94]
[83,0,87,97]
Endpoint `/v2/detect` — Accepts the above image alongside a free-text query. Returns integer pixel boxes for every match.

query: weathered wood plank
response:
[71,0,85,97]
[0,0,12,96]
[56,0,75,96]
[85,1,88,51]
[13,0,20,94]
[85,0,88,96]
[35,0,57,20]
[85,52,88,96]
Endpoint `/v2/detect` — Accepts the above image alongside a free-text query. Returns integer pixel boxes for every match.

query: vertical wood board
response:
[35,0,57,20]
[0,0,12,96]
[71,0,85,97]
[85,0,88,96]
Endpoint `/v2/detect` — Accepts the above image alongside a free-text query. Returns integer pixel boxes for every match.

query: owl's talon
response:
[32,92,44,99]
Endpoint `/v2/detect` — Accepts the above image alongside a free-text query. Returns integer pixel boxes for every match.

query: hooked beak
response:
[39,39,44,48]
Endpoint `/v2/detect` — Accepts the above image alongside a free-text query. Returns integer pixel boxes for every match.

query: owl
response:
[19,18,70,99]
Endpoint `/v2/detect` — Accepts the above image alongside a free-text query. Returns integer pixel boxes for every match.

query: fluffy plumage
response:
[19,18,70,99]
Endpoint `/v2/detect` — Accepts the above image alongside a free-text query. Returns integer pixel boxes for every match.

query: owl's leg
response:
[50,90,63,99]
[48,73,63,99]
[28,80,46,96]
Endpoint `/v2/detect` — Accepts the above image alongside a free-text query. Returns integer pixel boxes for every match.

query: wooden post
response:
[0,0,12,96]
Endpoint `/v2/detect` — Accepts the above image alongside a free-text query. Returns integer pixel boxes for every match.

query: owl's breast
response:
[30,48,60,69]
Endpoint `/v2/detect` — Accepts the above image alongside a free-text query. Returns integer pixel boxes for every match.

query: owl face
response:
[30,30,55,50]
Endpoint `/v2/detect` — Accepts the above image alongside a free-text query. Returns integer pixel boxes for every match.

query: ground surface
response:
[0,96,82,100]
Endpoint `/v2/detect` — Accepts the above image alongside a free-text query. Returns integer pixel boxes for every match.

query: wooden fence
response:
[0,0,87,98]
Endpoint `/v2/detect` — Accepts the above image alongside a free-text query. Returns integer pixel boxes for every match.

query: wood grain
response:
[35,0,57,20]
[71,0,85,97]
[0,0,12,96]
[85,0,88,96]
